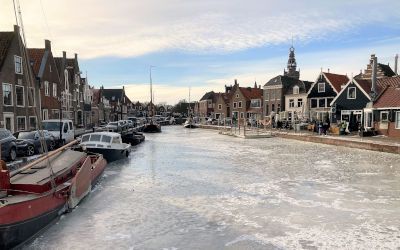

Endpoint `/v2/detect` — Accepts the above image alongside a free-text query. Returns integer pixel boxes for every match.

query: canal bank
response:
[198,125,400,154]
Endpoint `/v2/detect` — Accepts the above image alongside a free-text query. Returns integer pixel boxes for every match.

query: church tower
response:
[284,46,300,79]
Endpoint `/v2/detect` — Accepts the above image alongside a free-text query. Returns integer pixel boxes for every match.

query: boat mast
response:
[149,65,154,117]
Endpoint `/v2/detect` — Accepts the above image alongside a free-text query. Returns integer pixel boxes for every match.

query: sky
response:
[1,0,399,104]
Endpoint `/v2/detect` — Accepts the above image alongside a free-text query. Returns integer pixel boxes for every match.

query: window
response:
[233,102,237,108]
[218,104,222,110]
[28,87,35,106]
[293,86,299,95]
[318,82,325,93]
[250,99,261,108]
[277,104,281,112]
[15,85,24,107]
[240,112,244,118]
[265,104,269,115]
[271,104,275,112]
[90,134,101,142]
[327,98,334,107]
[319,98,326,108]
[381,111,389,122]
[44,81,49,96]
[53,109,60,119]
[101,135,112,143]
[238,101,242,108]
[236,94,239,98]
[29,116,37,130]
[298,98,303,107]
[347,87,356,99]
[53,83,57,97]
[14,56,23,74]
[271,90,275,100]
[82,135,90,142]
[265,92,269,100]
[43,109,49,120]
[17,116,26,131]
[3,83,13,106]
[289,99,295,108]
[396,111,400,129]
[311,99,318,108]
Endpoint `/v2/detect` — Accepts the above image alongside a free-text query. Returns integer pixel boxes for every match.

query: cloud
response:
[1,0,399,58]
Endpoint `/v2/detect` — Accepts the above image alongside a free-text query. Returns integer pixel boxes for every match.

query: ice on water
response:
[27,127,400,249]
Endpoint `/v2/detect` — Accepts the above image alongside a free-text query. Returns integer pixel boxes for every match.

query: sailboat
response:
[143,66,161,133]
[0,2,107,248]
[183,87,198,128]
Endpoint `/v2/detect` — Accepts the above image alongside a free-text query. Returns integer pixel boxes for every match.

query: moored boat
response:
[143,119,162,133]
[183,117,198,129]
[0,141,107,249]
[80,132,131,162]
[122,132,145,145]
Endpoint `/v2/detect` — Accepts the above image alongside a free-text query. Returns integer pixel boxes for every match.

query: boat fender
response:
[0,160,7,171]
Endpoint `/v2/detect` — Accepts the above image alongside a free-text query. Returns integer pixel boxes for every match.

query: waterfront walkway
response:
[199,124,400,154]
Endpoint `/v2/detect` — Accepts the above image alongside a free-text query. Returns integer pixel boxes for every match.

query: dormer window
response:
[236,94,239,98]
[15,56,23,74]
[293,86,299,95]
[318,82,325,93]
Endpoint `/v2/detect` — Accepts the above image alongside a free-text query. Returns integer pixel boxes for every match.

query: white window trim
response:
[42,109,49,120]
[318,82,325,93]
[14,55,23,74]
[15,85,25,107]
[380,111,389,122]
[3,83,13,106]
[293,86,299,95]
[298,99,303,107]
[240,112,244,118]
[289,99,295,108]
[236,94,239,98]
[53,83,57,97]
[44,81,50,96]
[396,111,400,129]
[238,101,242,108]
[16,116,27,131]
[29,116,37,130]
[28,87,35,107]
[233,102,237,108]
[218,104,222,110]
[347,87,356,99]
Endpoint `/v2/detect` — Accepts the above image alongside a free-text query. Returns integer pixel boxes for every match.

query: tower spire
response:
[284,41,300,79]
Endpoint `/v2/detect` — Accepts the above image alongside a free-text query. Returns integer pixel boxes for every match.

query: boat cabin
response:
[81,132,122,148]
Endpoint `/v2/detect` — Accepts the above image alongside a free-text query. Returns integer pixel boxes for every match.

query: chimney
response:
[234,79,238,86]
[395,54,398,75]
[13,25,19,33]
[45,39,51,51]
[328,68,330,73]
[371,55,377,99]
[254,81,257,88]
[259,85,261,89]
[74,53,78,62]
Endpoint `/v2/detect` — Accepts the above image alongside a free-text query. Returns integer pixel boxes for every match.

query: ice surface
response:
[26,127,400,249]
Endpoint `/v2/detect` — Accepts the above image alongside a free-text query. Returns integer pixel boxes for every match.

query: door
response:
[4,113,14,133]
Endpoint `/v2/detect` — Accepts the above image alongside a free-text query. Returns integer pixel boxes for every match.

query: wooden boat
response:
[80,132,131,163]
[143,119,162,133]
[122,132,145,146]
[0,141,107,249]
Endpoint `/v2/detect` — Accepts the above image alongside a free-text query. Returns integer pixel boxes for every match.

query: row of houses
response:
[196,46,400,138]
[0,25,171,133]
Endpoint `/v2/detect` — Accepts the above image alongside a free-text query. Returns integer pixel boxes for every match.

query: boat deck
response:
[10,150,86,185]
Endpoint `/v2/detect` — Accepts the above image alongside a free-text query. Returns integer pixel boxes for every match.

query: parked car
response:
[13,130,57,156]
[0,128,17,161]
[105,122,120,132]
[207,118,218,125]
[127,117,137,127]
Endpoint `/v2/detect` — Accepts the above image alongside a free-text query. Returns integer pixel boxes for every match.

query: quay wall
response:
[198,125,400,155]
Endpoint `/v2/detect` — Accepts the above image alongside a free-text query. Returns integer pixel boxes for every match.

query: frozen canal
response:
[29,126,400,249]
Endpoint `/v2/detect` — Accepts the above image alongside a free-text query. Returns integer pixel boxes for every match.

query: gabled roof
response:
[330,78,371,105]
[102,89,124,102]
[378,63,395,78]
[200,91,215,101]
[374,86,400,108]
[323,72,349,93]
[0,32,14,68]
[239,87,263,100]
[377,76,400,89]
[264,75,300,87]
[28,48,45,76]
[303,81,313,92]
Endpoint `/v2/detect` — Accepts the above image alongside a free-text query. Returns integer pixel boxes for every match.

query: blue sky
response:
[1,0,399,104]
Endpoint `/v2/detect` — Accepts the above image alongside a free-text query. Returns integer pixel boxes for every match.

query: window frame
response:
[28,87,35,107]
[318,82,325,93]
[29,116,37,130]
[347,87,356,99]
[238,101,242,108]
[233,102,237,108]
[53,83,57,97]
[15,85,25,107]
[218,104,222,110]
[298,98,303,107]
[16,116,26,131]
[293,86,299,95]
[14,55,23,74]
[380,111,389,122]
[3,83,13,106]
[289,99,295,108]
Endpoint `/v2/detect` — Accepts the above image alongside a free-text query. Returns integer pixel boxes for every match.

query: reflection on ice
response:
[27,126,400,249]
